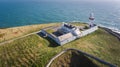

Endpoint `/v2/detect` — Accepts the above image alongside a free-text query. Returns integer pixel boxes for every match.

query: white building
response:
[40,13,98,45]
[41,22,98,45]
[58,23,81,37]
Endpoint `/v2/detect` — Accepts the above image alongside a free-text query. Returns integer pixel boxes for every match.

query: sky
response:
[0,0,120,2]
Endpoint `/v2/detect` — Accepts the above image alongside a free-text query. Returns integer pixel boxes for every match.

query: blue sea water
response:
[0,1,120,31]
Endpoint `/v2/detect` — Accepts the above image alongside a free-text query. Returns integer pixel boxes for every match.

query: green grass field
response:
[0,23,120,67]
[0,23,61,43]
[50,50,108,67]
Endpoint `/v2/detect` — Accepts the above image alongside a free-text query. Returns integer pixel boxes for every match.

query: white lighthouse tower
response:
[89,13,95,27]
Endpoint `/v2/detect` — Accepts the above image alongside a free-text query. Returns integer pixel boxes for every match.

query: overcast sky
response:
[0,0,120,2]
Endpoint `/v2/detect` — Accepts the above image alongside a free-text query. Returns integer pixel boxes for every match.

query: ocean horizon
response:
[0,1,120,32]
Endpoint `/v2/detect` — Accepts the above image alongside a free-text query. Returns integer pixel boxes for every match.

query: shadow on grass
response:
[70,51,99,67]
[50,50,99,67]
[37,32,59,47]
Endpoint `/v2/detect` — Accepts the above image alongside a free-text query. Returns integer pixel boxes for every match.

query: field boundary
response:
[0,25,56,46]
[46,48,116,67]
[0,31,40,46]
[100,27,120,40]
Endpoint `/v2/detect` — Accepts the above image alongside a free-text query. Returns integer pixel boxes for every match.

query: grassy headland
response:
[0,23,61,43]
[50,50,107,67]
[0,23,120,67]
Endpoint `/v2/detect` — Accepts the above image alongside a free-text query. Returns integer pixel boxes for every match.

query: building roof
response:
[63,23,76,29]
[58,33,74,42]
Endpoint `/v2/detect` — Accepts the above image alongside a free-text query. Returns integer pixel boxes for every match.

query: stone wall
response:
[100,27,120,40]
[60,36,76,45]
[80,26,98,37]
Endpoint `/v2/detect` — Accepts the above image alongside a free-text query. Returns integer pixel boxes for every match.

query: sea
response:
[0,1,120,33]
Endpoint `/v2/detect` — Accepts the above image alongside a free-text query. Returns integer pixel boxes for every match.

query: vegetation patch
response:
[0,23,120,67]
[46,29,55,34]
[0,23,61,43]
[0,33,5,38]
[50,50,108,67]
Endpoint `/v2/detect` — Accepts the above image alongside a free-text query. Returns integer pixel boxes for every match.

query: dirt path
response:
[0,31,40,46]
[0,25,58,46]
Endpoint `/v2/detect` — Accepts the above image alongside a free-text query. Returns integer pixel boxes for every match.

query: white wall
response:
[41,26,98,45]
[80,26,98,37]
[60,36,76,45]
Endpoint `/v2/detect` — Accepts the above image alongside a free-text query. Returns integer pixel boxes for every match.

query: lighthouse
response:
[89,13,95,27]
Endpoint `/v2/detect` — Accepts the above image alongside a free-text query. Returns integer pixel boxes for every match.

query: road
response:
[0,25,57,46]
[0,31,40,46]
